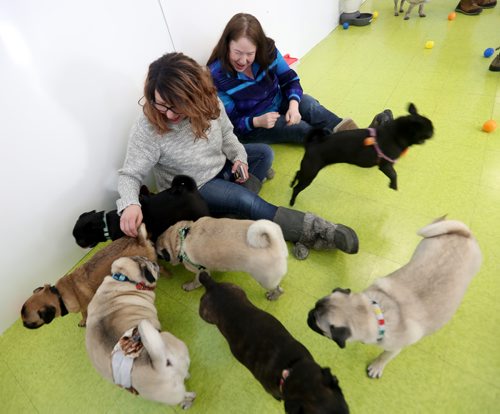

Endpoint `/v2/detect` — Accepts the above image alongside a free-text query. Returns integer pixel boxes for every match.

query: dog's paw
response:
[389,182,398,190]
[266,286,284,301]
[419,13,426,18]
[404,16,410,20]
[78,319,86,327]
[367,361,385,379]
[180,392,196,410]
[182,280,201,291]
[293,243,310,260]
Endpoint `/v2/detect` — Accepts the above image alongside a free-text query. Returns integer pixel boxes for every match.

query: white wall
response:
[160,0,339,64]
[0,0,339,333]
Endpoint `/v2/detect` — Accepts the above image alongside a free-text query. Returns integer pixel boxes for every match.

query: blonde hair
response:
[142,52,220,138]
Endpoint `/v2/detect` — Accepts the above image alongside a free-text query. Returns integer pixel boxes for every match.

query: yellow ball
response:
[373,11,379,19]
[482,119,497,133]
[425,40,434,49]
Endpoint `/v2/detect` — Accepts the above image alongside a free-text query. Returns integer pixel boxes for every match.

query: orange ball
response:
[448,12,456,20]
[482,120,497,133]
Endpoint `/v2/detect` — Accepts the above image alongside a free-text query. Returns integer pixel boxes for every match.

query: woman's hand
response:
[232,160,249,183]
[120,204,143,237]
[285,100,301,125]
[253,112,280,129]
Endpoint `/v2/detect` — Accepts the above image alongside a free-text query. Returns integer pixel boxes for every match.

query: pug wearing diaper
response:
[85,256,195,408]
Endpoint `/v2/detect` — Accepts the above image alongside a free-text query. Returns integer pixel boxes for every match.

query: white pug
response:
[156,217,288,300]
[85,256,195,408]
[308,218,482,378]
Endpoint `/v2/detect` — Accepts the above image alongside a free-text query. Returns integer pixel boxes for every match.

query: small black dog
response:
[72,175,210,247]
[289,103,434,206]
[199,272,349,414]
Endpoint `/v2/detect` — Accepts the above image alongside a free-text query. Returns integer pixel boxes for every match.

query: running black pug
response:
[289,103,433,206]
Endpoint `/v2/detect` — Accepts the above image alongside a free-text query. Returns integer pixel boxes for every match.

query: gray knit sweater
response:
[116,101,247,213]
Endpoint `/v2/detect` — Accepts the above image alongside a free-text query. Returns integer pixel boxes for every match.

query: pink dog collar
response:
[365,128,396,164]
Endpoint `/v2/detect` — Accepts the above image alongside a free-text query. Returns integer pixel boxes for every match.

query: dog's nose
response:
[307,309,324,335]
[23,321,41,329]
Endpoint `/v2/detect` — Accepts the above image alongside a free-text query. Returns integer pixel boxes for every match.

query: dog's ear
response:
[78,210,96,219]
[321,367,339,389]
[33,284,51,294]
[143,267,156,283]
[408,102,417,115]
[39,306,56,324]
[330,325,351,349]
[159,248,171,262]
[284,400,304,414]
[332,287,351,295]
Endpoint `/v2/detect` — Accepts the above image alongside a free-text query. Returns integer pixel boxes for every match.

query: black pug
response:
[289,103,434,206]
[72,175,210,247]
[198,272,349,414]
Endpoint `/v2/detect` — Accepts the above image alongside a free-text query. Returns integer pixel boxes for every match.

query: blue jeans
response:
[238,94,343,144]
[199,143,278,220]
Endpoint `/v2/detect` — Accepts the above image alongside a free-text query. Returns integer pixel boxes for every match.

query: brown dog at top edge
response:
[289,103,433,206]
[21,223,157,329]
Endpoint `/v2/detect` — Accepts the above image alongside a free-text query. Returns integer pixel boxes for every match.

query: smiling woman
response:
[207,13,390,145]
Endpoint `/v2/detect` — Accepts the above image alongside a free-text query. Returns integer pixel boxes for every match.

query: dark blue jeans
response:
[238,94,342,144]
[199,143,278,220]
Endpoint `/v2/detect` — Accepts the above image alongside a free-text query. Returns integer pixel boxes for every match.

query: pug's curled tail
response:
[138,319,167,371]
[247,220,288,257]
[418,219,471,239]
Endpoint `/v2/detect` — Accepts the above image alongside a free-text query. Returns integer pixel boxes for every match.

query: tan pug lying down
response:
[308,218,482,378]
[156,217,288,300]
[85,256,195,408]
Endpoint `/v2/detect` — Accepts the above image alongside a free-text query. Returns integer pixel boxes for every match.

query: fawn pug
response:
[308,218,482,378]
[86,256,195,408]
[156,217,288,300]
[395,0,429,20]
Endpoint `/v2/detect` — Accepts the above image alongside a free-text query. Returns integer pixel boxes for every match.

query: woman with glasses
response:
[117,52,359,259]
[207,13,392,145]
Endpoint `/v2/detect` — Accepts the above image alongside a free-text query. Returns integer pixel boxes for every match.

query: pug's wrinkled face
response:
[307,288,353,348]
[21,285,60,329]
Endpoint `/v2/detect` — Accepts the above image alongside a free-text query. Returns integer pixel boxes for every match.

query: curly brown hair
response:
[206,13,276,74]
[142,52,220,138]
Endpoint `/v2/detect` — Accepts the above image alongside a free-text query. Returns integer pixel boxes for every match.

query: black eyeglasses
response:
[137,96,180,115]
